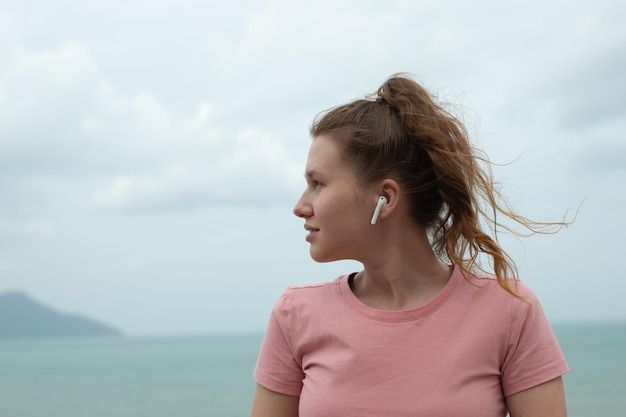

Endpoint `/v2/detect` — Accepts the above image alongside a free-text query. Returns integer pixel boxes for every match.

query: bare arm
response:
[251,383,300,417]
[506,376,567,417]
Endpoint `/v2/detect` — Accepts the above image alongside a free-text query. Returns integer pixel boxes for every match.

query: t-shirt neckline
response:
[338,265,462,322]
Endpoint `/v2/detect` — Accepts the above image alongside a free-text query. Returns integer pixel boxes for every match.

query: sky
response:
[0,0,624,336]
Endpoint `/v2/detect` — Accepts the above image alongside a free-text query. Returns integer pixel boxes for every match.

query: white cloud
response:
[91,125,302,211]
[0,40,303,215]
[0,10,20,47]
[195,101,214,123]
[213,0,402,104]
[0,41,97,130]
[80,115,105,134]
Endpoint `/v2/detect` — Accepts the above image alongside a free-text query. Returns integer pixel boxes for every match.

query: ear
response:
[376,178,401,222]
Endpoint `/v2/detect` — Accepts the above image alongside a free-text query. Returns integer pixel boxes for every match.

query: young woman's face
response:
[293,135,377,262]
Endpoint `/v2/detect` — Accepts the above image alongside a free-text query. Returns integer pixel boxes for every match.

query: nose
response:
[293,191,312,218]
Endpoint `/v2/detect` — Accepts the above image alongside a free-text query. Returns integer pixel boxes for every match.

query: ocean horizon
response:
[0,321,624,416]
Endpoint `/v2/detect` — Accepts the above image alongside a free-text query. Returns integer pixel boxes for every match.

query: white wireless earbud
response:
[370,196,388,225]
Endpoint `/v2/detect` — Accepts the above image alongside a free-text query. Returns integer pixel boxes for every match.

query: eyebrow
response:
[304,169,324,178]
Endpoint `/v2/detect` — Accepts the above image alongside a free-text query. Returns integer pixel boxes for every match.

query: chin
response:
[309,248,348,264]
[309,252,333,263]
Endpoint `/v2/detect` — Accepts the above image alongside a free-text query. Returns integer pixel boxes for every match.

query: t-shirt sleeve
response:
[500,282,570,396]
[253,291,304,397]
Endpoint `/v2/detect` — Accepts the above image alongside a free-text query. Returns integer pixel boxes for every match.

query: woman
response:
[251,74,569,417]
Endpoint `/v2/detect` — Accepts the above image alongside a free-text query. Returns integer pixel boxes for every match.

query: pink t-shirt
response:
[254,267,569,417]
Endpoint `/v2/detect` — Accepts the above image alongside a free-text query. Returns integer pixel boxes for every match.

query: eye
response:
[304,172,324,189]
[307,177,322,189]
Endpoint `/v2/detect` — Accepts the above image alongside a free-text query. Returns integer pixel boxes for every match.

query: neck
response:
[353,225,452,311]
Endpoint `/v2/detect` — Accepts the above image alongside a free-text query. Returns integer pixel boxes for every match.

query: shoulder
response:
[468,272,553,335]
[457,271,543,320]
[286,280,335,292]
[469,272,539,300]
[268,276,349,341]
[272,276,346,315]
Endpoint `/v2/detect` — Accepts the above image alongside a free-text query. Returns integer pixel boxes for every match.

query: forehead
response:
[305,135,345,175]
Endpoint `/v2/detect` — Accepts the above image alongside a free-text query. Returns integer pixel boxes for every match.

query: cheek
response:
[331,202,370,232]
[321,200,356,225]
[315,187,369,225]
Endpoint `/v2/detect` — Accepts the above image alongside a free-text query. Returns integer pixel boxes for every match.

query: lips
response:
[304,224,319,241]
[304,224,319,232]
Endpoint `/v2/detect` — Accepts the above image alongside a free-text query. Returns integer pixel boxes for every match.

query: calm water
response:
[0,323,624,416]
[554,323,626,415]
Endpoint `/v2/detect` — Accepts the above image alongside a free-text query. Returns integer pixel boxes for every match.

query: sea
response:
[0,322,624,417]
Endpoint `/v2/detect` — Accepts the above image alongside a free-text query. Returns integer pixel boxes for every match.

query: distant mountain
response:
[0,291,122,339]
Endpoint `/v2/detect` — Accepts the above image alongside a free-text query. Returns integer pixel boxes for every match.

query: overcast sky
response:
[1,0,624,336]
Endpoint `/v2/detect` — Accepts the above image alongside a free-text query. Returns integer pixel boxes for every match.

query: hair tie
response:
[376,88,389,104]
